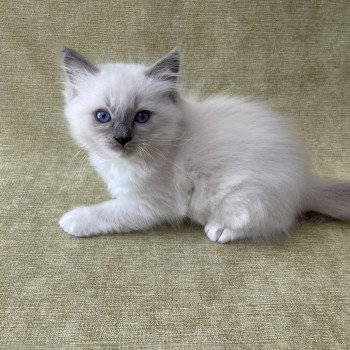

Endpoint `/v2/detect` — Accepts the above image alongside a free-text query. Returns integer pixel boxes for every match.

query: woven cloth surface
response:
[0,1,349,349]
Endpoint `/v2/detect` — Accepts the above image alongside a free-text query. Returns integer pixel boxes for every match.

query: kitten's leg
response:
[203,193,254,243]
[204,192,295,243]
[59,199,175,237]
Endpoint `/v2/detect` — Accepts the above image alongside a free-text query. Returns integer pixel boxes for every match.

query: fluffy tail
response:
[302,178,350,221]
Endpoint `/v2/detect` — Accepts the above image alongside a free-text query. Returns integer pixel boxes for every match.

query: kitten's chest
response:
[89,154,148,199]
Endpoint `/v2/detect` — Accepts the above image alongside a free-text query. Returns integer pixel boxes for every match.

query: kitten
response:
[59,48,350,243]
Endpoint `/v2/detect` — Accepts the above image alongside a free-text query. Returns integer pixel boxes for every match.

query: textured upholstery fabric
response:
[1,1,349,349]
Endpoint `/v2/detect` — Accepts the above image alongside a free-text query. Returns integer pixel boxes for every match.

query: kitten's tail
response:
[302,178,350,222]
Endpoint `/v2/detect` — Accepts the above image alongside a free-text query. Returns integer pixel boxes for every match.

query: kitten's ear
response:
[146,49,180,83]
[61,48,98,97]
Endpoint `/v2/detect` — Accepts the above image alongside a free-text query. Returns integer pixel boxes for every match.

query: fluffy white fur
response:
[59,49,350,243]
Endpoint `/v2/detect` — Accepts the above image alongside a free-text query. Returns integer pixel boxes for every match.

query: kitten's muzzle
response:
[114,135,132,147]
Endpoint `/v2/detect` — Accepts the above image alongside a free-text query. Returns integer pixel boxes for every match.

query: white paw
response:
[59,207,94,237]
[204,222,224,242]
[217,228,237,243]
[204,222,239,243]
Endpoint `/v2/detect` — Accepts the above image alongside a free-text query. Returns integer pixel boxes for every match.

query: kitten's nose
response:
[114,135,132,147]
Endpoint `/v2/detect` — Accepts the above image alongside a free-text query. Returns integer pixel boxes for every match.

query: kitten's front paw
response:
[59,207,95,237]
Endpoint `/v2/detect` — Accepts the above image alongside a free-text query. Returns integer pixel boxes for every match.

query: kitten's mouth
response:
[109,141,133,155]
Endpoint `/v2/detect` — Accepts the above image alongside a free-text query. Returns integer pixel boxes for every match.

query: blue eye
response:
[134,111,150,123]
[95,110,111,123]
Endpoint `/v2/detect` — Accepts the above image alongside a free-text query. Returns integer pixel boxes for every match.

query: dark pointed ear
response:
[61,48,98,85]
[145,49,180,83]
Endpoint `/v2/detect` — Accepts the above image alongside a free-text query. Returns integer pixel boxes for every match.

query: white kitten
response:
[59,49,350,243]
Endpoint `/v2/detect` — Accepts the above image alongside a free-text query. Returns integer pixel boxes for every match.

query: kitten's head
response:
[61,48,183,159]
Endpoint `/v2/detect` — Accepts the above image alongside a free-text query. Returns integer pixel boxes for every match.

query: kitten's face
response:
[62,49,183,159]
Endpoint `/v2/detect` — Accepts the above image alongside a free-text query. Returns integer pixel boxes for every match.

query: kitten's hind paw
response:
[217,228,238,243]
[204,222,239,243]
[204,222,224,242]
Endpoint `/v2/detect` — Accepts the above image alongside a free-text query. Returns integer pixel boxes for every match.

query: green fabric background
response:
[1,1,349,349]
